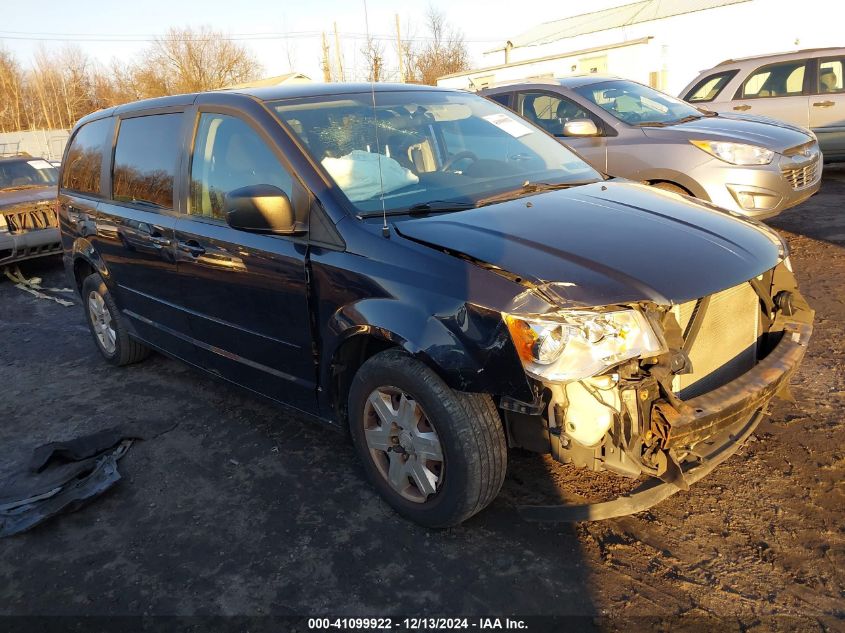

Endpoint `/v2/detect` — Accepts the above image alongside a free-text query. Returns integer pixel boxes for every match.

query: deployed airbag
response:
[322,150,419,202]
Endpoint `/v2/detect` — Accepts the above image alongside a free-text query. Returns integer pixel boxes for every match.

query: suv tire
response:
[82,273,150,366]
[348,349,507,527]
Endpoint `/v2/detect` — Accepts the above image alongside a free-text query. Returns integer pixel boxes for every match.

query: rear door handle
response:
[178,240,206,257]
[733,104,752,111]
[813,100,835,108]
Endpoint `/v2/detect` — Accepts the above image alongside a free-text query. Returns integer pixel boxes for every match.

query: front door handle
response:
[813,100,835,108]
[178,240,206,257]
[149,235,171,248]
[733,104,752,111]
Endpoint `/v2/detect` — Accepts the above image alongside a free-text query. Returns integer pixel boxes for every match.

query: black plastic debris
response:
[0,422,175,537]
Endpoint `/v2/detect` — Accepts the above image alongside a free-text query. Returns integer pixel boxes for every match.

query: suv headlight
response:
[691,140,774,165]
[0,214,7,232]
[504,309,664,383]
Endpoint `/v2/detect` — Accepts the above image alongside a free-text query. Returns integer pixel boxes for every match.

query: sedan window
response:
[574,80,702,126]
[516,92,593,136]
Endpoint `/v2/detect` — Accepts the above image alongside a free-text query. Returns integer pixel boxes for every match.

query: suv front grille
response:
[783,159,819,190]
[1,203,58,234]
[671,281,760,399]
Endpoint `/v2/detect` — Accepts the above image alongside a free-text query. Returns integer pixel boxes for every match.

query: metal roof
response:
[505,0,752,49]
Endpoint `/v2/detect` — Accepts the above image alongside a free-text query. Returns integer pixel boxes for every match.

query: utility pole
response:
[321,32,332,82]
[333,22,345,82]
[395,14,405,83]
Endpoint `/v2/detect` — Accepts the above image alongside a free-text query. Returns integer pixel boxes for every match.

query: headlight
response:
[691,140,774,165]
[0,214,7,232]
[503,309,665,383]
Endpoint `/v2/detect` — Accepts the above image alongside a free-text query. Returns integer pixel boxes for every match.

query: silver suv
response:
[680,47,845,162]
[483,77,821,220]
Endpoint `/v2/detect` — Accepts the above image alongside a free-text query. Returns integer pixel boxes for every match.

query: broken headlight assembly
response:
[503,309,665,383]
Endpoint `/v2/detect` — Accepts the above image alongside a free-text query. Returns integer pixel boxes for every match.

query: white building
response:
[438,0,844,96]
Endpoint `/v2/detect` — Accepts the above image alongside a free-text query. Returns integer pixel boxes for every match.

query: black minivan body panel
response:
[60,85,784,429]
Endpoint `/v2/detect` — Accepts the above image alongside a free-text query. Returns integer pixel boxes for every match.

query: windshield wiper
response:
[358,200,476,218]
[407,200,476,214]
[476,180,598,207]
[636,114,702,127]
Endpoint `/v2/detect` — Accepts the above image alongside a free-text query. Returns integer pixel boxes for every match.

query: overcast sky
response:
[1,0,628,80]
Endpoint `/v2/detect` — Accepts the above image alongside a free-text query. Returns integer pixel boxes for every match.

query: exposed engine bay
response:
[502,260,814,520]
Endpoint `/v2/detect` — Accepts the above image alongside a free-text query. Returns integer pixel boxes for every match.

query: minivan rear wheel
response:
[82,273,150,366]
[348,349,507,528]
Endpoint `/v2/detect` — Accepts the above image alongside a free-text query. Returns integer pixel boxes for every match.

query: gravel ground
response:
[1,169,843,631]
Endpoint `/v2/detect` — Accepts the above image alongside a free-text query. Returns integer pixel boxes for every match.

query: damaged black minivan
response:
[58,84,813,527]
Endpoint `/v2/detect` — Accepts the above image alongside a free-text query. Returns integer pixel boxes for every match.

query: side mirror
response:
[224,184,305,235]
[562,119,600,137]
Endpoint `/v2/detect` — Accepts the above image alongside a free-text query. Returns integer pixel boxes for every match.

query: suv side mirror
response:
[224,184,305,235]
[562,119,600,137]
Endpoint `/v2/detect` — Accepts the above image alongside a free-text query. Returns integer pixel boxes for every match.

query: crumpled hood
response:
[395,181,783,307]
[642,112,812,153]
[0,186,56,210]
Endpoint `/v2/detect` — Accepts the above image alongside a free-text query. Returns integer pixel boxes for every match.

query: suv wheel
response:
[348,349,507,528]
[82,273,150,366]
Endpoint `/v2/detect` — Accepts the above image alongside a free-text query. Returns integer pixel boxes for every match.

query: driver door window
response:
[190,113,293,220]
[516,91,594,136]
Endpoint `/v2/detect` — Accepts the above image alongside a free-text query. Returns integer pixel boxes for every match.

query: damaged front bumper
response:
[514,269,814,522]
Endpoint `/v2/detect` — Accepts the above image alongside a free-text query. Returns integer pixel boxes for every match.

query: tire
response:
[348,349,507,528]
[81,273,150,366]
[650,181,690,196]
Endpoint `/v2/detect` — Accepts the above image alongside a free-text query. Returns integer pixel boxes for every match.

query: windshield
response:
[574,80,703,126]
[270,90,600,215]
[0,158,58,190]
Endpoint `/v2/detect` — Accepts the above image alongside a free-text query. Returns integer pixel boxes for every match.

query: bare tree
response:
[0,47,25,132]
[0,26,263,132]
[361,36,385,82]
[141,26,262,94]
[410,6,470,85]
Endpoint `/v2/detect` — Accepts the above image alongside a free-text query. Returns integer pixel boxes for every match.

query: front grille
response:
[783,156,820,190]
[671,281,760,399]
[1,203,58,234]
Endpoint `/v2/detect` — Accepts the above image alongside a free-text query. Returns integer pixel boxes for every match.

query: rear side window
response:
[189,113,293,220]
[684,70,738,103]
[818,57,845,94]
[62,118,112,196]
[739,60,807,99]
[113,113,184,209]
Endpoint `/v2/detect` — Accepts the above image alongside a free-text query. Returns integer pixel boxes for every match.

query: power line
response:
[0,29,507,44]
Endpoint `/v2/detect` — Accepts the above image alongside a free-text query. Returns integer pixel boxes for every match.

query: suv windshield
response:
[0,158,58,190]
[575,80,704,126]
[270,90,600,215]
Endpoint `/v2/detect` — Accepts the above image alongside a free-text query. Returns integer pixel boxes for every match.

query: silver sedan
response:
[482,77,821,220]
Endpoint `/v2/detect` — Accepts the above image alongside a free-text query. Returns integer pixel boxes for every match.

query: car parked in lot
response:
[680,47,845,162]
[0,155,62,266]
[59,84,813,527]
[482,77,821,220]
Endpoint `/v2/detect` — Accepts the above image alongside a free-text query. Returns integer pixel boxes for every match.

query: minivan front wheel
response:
[348,349,507,527]
[82,273,150,366]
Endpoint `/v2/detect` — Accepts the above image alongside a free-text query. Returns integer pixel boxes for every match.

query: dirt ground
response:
[1,169,843,632]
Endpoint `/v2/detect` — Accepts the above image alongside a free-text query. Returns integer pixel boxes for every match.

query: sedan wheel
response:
[363,387,445,503]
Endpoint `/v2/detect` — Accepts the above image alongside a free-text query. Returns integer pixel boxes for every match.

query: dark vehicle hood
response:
[642,112,812,153]
[394,181,783,307]
[0,185,57,210]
